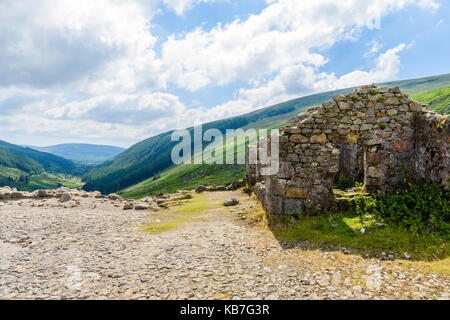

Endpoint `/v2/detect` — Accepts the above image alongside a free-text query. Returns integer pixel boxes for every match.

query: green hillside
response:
[0,140,86,191]
[26,143,126,165]
[84,73,450,196]
[410,85,450,114]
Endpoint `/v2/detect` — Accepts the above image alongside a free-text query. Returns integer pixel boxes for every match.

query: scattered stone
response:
[195,186,207,193]
[123,202,134,210]
[108,194,122,201]
[224,198,239,207]
[60,193,72,203]
[134,203,150,210]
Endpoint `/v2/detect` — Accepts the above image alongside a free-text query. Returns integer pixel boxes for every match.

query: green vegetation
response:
[411,85,450,114]
[0,140,86,190]
[274,179,449,261]
[82,88,346,194]
[354,180,449,236]
[273,210,448,261]
[140,194,220,234]
[83,73,450,197]
[121,164,245,199]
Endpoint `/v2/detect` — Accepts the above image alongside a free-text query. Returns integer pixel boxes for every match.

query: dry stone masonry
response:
[247,85,449,216]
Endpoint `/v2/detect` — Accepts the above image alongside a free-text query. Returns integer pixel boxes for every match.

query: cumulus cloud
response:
[204,43,408,120]
[0,0,162,92]
[44,93,187,125]
[161,0,427,91]
[0,0,440,146]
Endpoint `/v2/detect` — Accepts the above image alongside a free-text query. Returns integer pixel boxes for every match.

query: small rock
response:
[60,193,72,203]
[224,198,239,207]
[123,202,134,210]
[108,193,122,201]
[195,186,207,193]
[134,203,150,210]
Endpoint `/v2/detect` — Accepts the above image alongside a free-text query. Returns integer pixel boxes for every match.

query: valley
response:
[1,74,449,195]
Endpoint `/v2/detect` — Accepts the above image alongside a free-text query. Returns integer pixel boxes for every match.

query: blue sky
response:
[0,0,448,147]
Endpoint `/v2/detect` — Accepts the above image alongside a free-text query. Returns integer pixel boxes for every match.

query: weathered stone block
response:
[310,134,327,144]
[289,134,308,143]
[333,95,346,102]
[286,188,308,199]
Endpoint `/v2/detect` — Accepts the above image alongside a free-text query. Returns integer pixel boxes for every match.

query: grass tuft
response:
[140,194,220,234]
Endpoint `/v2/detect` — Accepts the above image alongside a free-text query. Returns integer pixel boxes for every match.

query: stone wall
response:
[246,85,449,216]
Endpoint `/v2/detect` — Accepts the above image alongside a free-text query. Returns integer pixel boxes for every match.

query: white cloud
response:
[0,0,162,93]
[365,40,384,57]
[44,92,187,125]
[0,0,440,146]
[202,44,408,121]
[417,0,440,12]
[163,0,216,15]
[161,0,433,92]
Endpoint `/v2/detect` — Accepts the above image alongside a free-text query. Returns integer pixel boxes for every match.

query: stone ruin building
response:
[246,85,449,216]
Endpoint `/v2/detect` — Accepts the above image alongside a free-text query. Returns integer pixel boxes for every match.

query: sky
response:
[0,0,449,148]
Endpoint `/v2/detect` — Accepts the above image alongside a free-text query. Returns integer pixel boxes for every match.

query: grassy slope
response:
[85,73,450,197]
[410,85,450,114]
[0,140,85,191]
[120,74,450,199]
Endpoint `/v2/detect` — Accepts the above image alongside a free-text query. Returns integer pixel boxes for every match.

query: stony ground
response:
[0,190,448,300]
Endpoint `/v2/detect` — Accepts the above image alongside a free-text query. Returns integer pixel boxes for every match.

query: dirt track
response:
[0,191,448,300]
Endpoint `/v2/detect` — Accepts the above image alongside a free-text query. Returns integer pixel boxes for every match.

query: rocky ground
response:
[0,188,448,300]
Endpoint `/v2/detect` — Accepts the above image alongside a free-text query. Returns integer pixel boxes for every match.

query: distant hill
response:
[0,140,85,191]
[25,143,126,165]
[83,73,450,196]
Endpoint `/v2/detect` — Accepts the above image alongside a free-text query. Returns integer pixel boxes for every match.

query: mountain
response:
[25,143,126,165]
[83,73,450,196]
[0,140,86,191]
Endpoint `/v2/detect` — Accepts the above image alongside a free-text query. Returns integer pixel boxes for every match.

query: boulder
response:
[123,202,134,210]
[108,193,122,201]
[93,191,103,198]
[134,203,150,210]
[228,180,246,191]
[60,193,72,203]
[10,192,25,199]
[195,185,207,193]
[36,190,48,198]
[224,198,239,207]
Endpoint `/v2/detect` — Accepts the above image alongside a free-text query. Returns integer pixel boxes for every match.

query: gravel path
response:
[0,191,448,300]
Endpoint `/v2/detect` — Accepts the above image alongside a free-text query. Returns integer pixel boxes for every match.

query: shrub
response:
[355,179,449,236]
